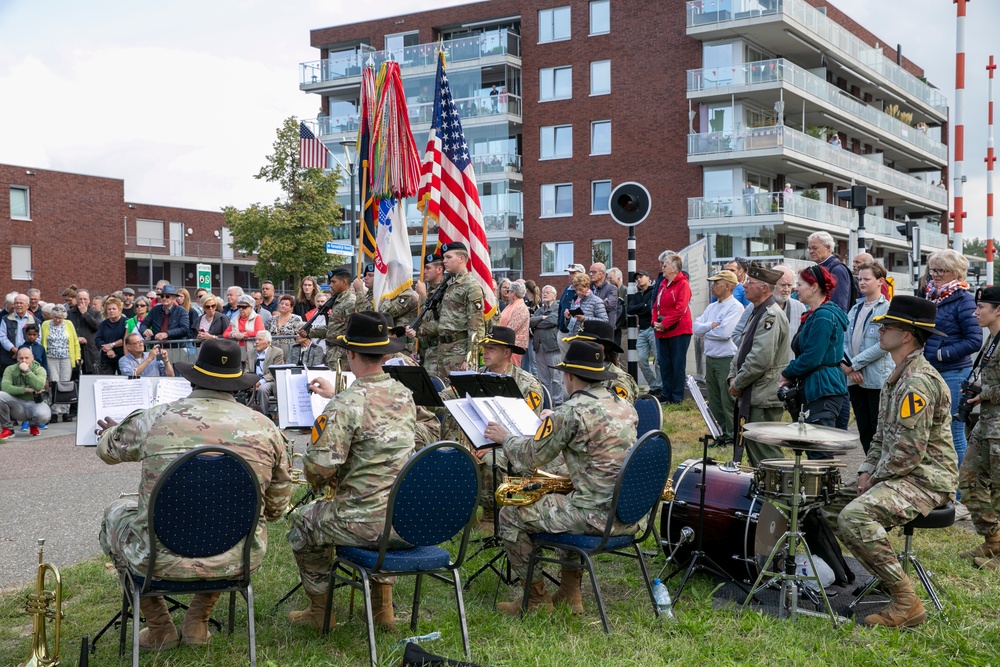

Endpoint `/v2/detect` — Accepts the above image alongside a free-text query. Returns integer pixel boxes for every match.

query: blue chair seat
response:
[532,532,635,551]
[336,545,451,572]
[129,573,244,592]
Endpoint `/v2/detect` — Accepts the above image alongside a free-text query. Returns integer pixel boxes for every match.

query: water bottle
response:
[652,579,675,620]
[393,631,441,650]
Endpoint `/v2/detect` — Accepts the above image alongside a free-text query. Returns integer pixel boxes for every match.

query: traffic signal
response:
[896,219,916,241]
[837,184,868,208]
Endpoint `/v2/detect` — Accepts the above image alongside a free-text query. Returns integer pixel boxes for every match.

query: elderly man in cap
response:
[694,269,745,446]
[557,264,587,357]
[287,312,417,630]
[728,264,790,465]
[95,338,291,651]
[838,296,957,627]
[564,319,638,404]
[139,285,191,342]
[309,267,356,368]
[484,340,638,615]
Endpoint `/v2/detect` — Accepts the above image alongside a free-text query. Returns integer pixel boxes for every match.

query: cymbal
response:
[743,421,860,444]
[746,433,856,453]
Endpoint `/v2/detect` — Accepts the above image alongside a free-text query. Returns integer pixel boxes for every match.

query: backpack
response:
[830,257,861,304]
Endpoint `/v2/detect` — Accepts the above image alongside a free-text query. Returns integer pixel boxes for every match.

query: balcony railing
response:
[687,58,947,160]
[301,30,521,86]
[685,0,948,115]
[406,192,523,235]
[687,125,947,206]
[125,237,255,261]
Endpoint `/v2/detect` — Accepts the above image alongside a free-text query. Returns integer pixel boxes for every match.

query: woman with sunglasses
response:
[195,294,229,340]
[222,294,264,343]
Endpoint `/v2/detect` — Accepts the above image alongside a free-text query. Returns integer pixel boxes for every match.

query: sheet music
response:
[152,377,192,405]
[93,379,150,423]
[307,369,343,420]
[479,396,542,435]
[285,372,313,426]
[445,394,543,450]
[443,396,491,449]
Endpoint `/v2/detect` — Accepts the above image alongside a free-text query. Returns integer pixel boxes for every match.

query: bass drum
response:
[661,458,787,582]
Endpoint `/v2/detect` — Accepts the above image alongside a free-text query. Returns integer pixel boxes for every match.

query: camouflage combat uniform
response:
[728,300,789,466]
[309,290,357,367]
[378,288,419,328]
[98,389,292,580]
[389,352,442,450]
[606,362,639,405]
[838,350,958,584]
[353,289,374,313]
[498,384,638,581]
[287,372,416,595]
[417,271,485,380]
[960,335,1000,539]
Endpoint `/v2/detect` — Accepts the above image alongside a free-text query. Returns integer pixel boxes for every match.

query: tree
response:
[963,237,1000,286]
[223,117,343,286]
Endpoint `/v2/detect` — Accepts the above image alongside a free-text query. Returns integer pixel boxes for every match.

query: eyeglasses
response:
[928,268,948,276]
[238,305,251,309]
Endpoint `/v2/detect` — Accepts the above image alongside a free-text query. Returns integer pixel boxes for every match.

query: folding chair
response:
[521,430,672,633]
[325,441,481,666]
[635,393,663,438]
[101,446,263,667]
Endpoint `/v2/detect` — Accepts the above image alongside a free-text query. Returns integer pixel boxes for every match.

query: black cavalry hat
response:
[551,340,617,382]
[563,319,623,354]
[976,286,1000,306]
[872,295,947,337]
[331,312,405,354]
[480,326,527,355]
[174,338,259,392]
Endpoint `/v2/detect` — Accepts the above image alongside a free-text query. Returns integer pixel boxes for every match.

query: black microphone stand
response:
[463,446,517,597]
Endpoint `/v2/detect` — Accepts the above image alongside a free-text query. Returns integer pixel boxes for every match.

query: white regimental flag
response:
[372,198,414,310]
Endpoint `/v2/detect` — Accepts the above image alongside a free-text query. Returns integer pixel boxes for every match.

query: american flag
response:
[417,52,498,319]
[299,121,328,169]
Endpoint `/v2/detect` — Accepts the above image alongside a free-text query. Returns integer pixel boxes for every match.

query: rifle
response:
[409,274,453,332]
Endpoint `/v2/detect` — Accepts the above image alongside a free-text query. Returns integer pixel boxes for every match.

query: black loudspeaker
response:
[609,182,651,227]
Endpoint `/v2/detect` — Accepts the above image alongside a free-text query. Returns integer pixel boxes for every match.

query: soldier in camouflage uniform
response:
[563,319,639,405]
[957,287,1000,567]
[287,312,416,630]
[408,252,446,374]
[483,340,638,616]
[378,286,419,328]
[350,264,375,313]
[308,267,356,368]
[838,296,958,628]
[96,338,291,651]
[727,265,790,465]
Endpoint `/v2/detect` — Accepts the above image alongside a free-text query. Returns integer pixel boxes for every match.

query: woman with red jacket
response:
[652,253,693,403]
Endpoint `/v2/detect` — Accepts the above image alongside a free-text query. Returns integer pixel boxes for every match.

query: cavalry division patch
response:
[311,414,328,444]
[526,391,542,410]
[615,385,630,400]
[534,416,553,441]
[899,391,927,419]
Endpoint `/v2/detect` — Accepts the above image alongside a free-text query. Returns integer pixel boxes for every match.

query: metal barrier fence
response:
[134,334,300,368]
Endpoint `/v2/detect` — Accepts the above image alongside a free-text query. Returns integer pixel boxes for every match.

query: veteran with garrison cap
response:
[287,312,417,631]
[96,338,291,652]
[483,340,638,616]
[563,319,639,405]
[309,267,357,367]
[728,263,790,466]
[838,296,958,628]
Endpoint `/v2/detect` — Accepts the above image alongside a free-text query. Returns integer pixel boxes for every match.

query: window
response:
[539,6,571,43]
[9,186,29,219]
[590,0,610,35]
[541,241,574,275]
[591,120,611,154]
[540,66,572,101]
[590,60,611,95]
[592,180,611,213]
[385,31,419,58]
[592,239,612,266]
[541,183,573,217]
[540,125,573,159]
[11,245,31,281]
[136,219,164,247]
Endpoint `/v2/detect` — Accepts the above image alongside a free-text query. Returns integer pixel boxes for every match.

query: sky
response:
[0,0,997,238]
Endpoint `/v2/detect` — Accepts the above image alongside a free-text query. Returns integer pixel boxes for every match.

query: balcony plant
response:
[803,189,821,201]
[805,124,832,140]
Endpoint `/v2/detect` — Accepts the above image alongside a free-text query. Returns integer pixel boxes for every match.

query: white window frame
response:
[9,186,30,220]
[541,183,573,218]
[591,180,612,214]
[136,218,165,247]
[541,241,575,276]
[540,124,573,160]
[591,120,612,155]
[589,0,610,36]
[590,60,611,96]
[11,245,31,281]
[538,6,571,43]
[540,66,573,102]
[591,239,612,266]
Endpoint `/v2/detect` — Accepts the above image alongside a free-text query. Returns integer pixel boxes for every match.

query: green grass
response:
[4,401,1000,666]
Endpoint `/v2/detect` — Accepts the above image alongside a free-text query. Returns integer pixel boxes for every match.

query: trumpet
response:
[335,357,348,394]
[496,471,574,507]
[20,539,62,667]
[465,332,480,370]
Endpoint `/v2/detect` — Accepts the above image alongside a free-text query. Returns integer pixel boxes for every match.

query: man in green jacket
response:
[0,346,50,437]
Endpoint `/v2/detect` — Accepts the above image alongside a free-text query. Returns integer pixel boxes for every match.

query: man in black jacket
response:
[139,285,192,342]
[68,289,101,374]
[626,270,660,394]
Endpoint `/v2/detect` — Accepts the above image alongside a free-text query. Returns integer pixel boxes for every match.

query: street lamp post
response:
[339,139,357,269]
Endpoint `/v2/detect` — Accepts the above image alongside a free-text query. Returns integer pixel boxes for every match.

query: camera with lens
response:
[955,380,982,423]
[776,384,798,406]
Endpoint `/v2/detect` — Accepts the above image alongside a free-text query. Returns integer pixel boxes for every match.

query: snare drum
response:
[753,459,841,501]
[661,458,787,581]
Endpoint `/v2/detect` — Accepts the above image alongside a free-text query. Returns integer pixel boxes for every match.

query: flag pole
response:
[419,209,431,283]
[357,165,368,277]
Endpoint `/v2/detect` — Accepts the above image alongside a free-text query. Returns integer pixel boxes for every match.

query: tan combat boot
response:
[137,596,179,651]
[551,568,584,614]
[496,578,554,616]
[180,592,221,645]
[960,534,1000,559]
[371,582,395,628]
[863,574,926,628]
[974,554,1000,570]
[288,593,331,630]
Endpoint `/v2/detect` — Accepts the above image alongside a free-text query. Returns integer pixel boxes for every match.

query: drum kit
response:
[660,418,860,624]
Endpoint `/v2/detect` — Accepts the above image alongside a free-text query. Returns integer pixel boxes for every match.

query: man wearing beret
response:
[309,267,356,367]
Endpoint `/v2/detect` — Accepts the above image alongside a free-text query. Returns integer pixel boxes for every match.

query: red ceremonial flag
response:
[416,52,498,319]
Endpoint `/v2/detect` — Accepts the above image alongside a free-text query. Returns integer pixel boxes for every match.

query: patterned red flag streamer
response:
[369,61,421,199]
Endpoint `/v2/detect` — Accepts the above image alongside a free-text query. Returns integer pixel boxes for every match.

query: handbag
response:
[53,381,78,404]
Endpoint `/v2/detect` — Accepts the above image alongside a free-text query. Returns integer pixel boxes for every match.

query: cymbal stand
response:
[741,446,842,624]
[663,434,751,604]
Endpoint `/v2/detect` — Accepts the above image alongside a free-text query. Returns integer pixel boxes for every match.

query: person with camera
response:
[118,334,174,378]
[838,296,957,627]
[956,287,1000,568]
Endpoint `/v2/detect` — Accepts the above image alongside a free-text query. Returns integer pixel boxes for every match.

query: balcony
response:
[301,30,521,88]
[687,125,947,207]
[687,58,947,163]
[687,192,948,249]
[685,0,948,118]
[406,192,523,238]
[124,237,256,262]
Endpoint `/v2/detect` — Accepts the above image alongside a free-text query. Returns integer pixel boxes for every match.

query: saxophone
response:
[495,471,574,507]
